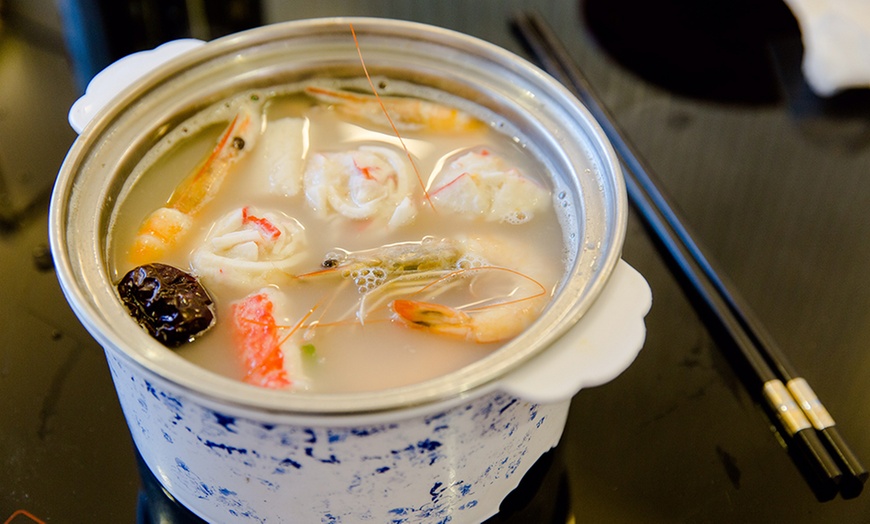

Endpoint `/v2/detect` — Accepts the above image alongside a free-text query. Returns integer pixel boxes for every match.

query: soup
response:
[109,77,568,393]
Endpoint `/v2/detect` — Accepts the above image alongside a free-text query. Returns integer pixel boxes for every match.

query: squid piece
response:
[244,116,308,197]
[191,206,307,290]
[303,145,417,229]
[430,148,549,224]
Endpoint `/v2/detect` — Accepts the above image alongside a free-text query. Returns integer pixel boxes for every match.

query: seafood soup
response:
[109,77,570,394]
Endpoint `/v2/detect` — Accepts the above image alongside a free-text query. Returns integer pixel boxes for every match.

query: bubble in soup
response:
[109,79,569,394]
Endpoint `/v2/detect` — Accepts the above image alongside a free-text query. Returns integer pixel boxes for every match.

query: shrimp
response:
[295,235,546,344]
[300,236,483,295]
[389,265,547,344]
[280,236,481,331]
[305,85,483,133]
[231,288,312,389]
[129,104,260,265]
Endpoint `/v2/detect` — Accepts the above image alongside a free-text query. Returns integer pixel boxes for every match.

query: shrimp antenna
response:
[349,23,436,211]
[412,265,547,312]
[271,288,347,349]
[275,301,322,349]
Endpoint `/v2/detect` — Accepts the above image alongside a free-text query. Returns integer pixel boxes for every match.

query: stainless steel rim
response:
[49,17,626,415]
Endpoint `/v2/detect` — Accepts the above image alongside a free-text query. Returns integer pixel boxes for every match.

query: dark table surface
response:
[3,1,870,522]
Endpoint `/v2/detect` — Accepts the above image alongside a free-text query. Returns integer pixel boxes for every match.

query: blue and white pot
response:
[50,18,651,523]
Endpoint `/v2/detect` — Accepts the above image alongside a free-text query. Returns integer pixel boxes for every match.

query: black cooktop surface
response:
[3,1,870,522]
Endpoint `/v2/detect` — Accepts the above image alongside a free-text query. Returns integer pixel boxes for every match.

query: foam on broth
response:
[109,78,574,394]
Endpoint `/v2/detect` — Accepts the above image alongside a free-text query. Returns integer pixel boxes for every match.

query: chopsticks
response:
[512,10,867,499]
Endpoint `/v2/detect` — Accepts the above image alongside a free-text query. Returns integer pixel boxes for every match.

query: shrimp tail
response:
[129,208,193,265]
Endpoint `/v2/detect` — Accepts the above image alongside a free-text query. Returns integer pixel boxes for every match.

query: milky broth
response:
[109,80,568,394]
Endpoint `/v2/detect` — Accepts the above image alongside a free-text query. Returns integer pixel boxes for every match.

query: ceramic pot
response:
[50,18,651,523]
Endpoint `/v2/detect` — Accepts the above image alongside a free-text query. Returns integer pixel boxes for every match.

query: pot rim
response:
[49,17,627,416]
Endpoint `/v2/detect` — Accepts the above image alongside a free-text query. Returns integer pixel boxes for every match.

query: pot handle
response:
[499,260,652,404]
[68,39,206,134]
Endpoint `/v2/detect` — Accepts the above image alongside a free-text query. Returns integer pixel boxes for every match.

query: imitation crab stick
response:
[231,288,309,389]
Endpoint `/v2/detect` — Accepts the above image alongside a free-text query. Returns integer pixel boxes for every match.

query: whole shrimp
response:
[299,236,547,343]
[129,103,260,265]
[305,85,483,133]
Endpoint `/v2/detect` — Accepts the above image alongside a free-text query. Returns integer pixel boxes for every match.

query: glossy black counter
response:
[2,1,869,522]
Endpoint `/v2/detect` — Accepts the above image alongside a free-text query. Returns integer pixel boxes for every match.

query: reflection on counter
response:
[56,0,262,90]
[582,0,799,104]
[0,0,78,227]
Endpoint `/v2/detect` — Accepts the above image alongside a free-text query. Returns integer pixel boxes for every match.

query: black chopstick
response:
[513,10,866,498]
